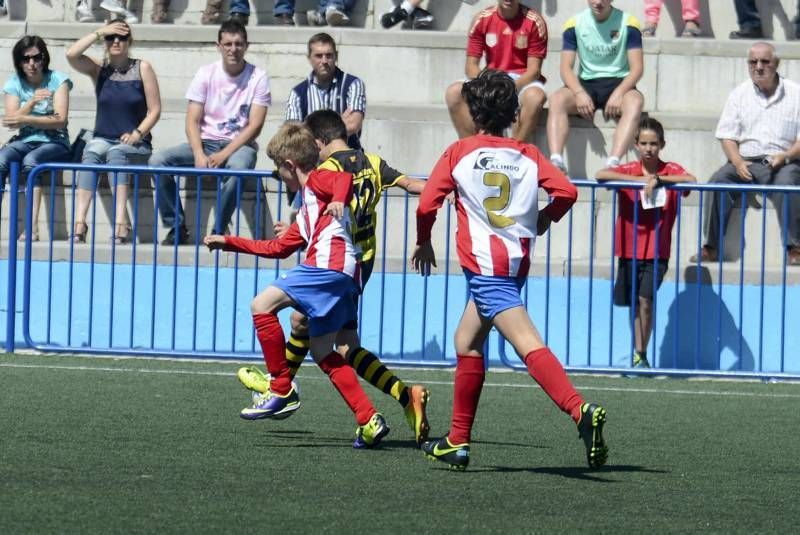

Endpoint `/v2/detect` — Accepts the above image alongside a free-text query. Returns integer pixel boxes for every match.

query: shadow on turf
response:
[253,436,417,450]
[462,465,668,482]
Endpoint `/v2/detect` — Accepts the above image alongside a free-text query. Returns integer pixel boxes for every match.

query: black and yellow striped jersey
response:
[318,149,405,263]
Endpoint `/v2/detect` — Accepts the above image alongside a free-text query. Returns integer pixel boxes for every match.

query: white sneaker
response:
[306,9,326,26]
[325,6,349,26]
[75,0,96,22]
[550,154,567,173]
[100,0,138,23]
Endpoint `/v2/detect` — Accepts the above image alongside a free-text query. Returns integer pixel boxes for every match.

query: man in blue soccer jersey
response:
[546,0,644,174]
[237,110,433,446]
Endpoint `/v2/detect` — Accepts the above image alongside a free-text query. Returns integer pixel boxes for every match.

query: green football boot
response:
[421,436,470,471]
[577,402,608,469]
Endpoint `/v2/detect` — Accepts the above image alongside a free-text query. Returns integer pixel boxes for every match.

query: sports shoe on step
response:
[577,402,608,469]
[325,6,349,26]
[240,386,301,420]
[353,413,390,449]
[421,436,470,471]
[306,9,326,26]
[100,0,139,23]
[380,5,408,28]
[410,7,433,29]
[76,0,96,22]
[403,385,430,446]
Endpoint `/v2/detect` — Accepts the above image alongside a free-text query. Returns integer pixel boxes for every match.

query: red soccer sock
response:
[448,355,485,445]
[318,352,376,425]
[524,347,584,423]
[252,313,292,395]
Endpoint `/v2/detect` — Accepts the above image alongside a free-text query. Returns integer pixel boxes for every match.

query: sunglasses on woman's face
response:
[21,53,44,64]
[105,34,130,43]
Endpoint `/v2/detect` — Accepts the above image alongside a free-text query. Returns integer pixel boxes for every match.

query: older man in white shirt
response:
[694,42,800,266]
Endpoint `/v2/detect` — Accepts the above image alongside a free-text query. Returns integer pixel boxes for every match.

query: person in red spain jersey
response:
[413,69,608,471]
[596,117,696,369]
[204,123,390,449]
[445,0,548,143]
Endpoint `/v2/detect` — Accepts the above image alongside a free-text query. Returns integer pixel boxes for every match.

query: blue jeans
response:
[274,0,354,15]
[734,0,760,30]
[0,140,71,188]
[230,0,251,14]
[148,140,257,232]
[76,136,152,190]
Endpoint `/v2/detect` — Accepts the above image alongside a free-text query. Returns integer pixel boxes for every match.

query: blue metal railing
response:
[3,164,800,379]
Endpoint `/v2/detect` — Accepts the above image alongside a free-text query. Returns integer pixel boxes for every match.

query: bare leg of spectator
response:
[445,81,475,139]
[73,187,93,242]
[634,296,653,356]
[20,186,43,242]
[512,86,546,143]
[609,90,643,162]
[545,87,578,172]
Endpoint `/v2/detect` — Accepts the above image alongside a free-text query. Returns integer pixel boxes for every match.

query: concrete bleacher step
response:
[9,1,800,41]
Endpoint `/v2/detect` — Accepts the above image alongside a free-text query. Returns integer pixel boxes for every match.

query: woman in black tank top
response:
[66,17,162,244]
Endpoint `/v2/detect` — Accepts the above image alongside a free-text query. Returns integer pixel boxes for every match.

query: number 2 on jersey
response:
[482,172,515,228]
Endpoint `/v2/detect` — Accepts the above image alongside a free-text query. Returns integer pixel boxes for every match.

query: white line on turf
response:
[2,362,799,398]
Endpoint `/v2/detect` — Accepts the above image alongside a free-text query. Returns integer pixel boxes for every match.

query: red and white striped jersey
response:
[223,168,361,280]
[417,135,577,278]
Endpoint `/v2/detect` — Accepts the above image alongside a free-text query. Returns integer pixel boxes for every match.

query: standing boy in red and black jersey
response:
[204,123,390,449]
[596,117,696,368]
[414,69,608,471]
[445,0,548,143]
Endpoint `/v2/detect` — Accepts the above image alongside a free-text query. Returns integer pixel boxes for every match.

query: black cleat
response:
[380,5,408,28]
[410,7,433,29]
[577,403,608,469]
[421,436,469,471]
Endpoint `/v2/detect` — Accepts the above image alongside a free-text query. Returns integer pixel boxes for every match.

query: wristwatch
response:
[655,174,664,187]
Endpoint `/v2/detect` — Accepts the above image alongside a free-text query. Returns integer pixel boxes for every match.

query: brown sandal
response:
[72,221,87,243]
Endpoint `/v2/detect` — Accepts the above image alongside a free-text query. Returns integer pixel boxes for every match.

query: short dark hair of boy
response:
[307,32,337,55]
[267,123,320,172]
[218,19,247,44]
[12,35,51,81]
[306,110,347,145]
[461,69,518,136]
[636,116,665,144]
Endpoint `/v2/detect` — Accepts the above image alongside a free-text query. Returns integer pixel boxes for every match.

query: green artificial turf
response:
[1,353,799,533]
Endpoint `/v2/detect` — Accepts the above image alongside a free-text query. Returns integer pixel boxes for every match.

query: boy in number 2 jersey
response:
[412,69,609,470]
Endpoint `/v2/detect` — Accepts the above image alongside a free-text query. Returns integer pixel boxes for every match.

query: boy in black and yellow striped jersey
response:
[238,110,431,446]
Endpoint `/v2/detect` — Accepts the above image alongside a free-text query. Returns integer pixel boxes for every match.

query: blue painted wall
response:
[2,259,798,373]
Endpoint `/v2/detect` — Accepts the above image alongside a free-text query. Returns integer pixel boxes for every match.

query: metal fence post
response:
[5,162,20,353]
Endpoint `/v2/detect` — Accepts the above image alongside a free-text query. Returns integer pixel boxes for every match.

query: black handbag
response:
[70,128,92,163]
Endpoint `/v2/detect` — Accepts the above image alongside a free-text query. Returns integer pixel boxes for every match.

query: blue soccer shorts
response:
[464,269,526,320]
[272,264,359,337]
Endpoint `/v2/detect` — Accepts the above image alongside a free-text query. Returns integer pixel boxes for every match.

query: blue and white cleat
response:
[240,386,301,420]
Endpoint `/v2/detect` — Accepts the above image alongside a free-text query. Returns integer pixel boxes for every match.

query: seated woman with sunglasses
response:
[66,18,161,244]
[1,36,73,242]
